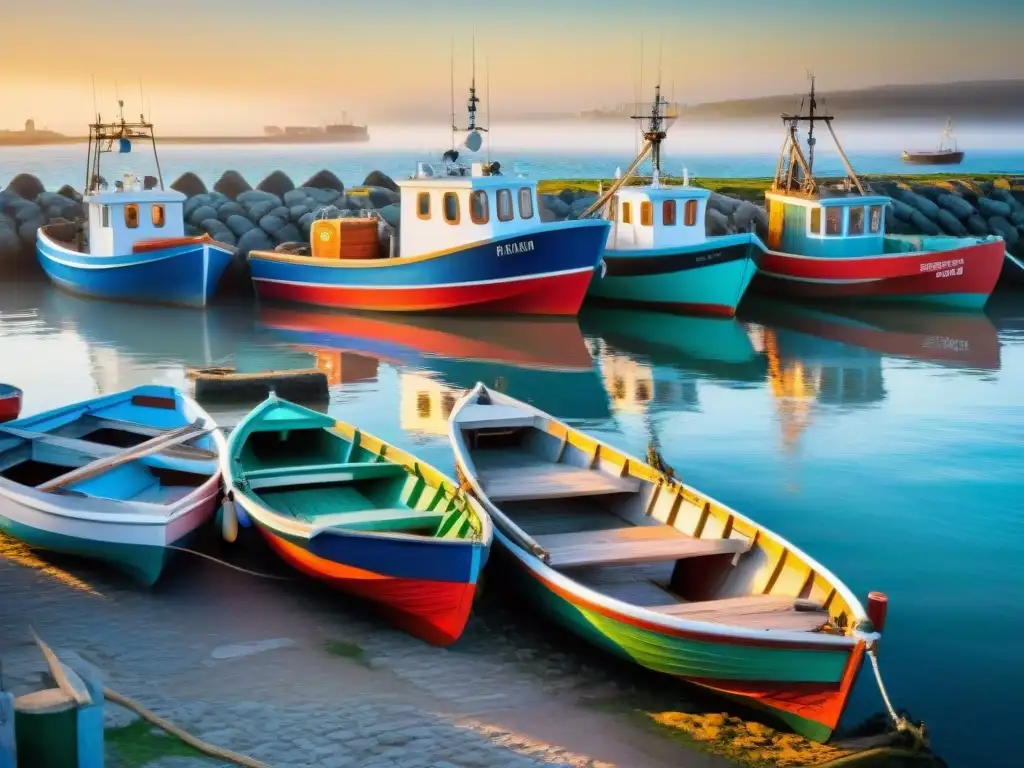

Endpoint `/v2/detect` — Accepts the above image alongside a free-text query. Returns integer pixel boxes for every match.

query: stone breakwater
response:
[2,168,1022,284]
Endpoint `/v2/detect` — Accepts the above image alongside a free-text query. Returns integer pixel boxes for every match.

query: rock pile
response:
[0,175,83,274]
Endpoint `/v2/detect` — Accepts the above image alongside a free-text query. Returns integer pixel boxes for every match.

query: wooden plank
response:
[652,595,828,632]
[536,525,685,547]
[481,463,641,502]
[541,534,750,569]
[38,421,207,492]
[456,404,535,430]
[310,507,444,534]
[1,426,215,462]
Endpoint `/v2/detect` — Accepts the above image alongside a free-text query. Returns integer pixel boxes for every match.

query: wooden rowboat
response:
[0,384,22,423]
[224,394,492,646]
[448,383,884,742]
[0,385,226,585]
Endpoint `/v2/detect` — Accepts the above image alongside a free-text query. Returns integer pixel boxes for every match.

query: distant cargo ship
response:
[262,118,370,143]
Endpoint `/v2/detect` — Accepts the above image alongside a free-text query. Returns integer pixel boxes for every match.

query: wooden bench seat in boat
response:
[245,461,406,489]
[457,404,536,430]
[309,507,445,535]
[651,595,829,632]
[535,527,750,568]
[479,463,641,503]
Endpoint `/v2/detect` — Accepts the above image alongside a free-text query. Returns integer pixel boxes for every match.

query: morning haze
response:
[1,0,1023,134]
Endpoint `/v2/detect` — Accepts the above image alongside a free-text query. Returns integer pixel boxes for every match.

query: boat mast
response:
[631,82,670,183]
[773,76,864,196]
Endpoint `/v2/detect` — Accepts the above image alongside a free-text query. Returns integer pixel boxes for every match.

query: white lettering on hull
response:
[919,258,965,273]
[496,239,536,257]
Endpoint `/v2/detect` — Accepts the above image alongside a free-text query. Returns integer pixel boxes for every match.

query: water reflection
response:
[255,306,611,422]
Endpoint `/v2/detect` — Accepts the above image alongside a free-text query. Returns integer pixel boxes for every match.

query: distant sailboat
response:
[901,118,964,165]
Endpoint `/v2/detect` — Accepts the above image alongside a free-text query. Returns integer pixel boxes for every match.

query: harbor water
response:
[0,279,1020,767]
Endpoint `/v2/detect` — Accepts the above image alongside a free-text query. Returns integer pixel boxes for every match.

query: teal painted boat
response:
[449,383,887,742]
[582,86,760,317]
[0,385,225,585]
[225,395,492,645]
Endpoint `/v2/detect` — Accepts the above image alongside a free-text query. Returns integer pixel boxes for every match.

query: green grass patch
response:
[325,638,369,665]
[538,173,1021,204]
[106,719,210,767]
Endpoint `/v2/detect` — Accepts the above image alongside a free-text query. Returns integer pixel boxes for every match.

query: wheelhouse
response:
[607,185,709,251]
[765,193,889,258]
[398,163,541,258]
[85,179,185,257]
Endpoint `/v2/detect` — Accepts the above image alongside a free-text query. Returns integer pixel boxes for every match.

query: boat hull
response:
[254,524,482,646]
[36,229,234,307]
[248,220,609,316]
[491,531,863,742]
[589,235,760,317]
[900,150,964,165]
[753,237,1004,308]
[0,484,219,586]
[0,385,21,423]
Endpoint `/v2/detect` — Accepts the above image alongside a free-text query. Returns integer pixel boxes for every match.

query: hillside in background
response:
[580,79,1024,123]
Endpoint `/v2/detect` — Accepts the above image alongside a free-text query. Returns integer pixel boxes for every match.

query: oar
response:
[37,420,210,492]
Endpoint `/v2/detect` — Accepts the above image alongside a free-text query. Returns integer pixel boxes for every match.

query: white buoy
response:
[220,498,239,543]
[683,166,689,186]
[614,166,622,180]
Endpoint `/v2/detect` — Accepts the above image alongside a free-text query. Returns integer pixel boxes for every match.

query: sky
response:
[2,0,1023,134]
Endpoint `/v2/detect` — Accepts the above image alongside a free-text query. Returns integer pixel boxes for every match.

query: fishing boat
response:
[448,383,886,742]
[224,395,492,646]
[753,79,1003,309]
[580,86,760,317]
[901,118,965,165]
[0,385,226,585]
[36,101,234,307]
[0,384,22,423]
[247,53,610,316]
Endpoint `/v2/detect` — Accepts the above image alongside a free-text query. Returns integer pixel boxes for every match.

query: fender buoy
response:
[598,259,607,279]
[219,499,238,543]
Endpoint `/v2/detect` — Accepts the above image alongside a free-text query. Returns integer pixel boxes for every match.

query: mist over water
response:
[3,119,1023,190]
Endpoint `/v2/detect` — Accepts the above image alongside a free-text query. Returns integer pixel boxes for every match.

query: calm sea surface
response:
[0,279,1021,766]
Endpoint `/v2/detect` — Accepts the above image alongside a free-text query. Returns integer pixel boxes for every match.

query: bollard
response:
[13,635,104,768]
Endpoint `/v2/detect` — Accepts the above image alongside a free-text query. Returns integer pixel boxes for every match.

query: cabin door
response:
[767,201,784,250]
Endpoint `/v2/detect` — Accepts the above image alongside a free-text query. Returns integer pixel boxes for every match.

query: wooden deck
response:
[536,527,749,568]
[473,449,641,503]
[651,595,829,632]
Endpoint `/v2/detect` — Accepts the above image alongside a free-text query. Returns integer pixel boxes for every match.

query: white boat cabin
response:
[85,175,185,256]
[398,162,542,258]
[606,181,709,252]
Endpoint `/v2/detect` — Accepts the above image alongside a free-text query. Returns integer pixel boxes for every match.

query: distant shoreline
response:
[0,134,373,148]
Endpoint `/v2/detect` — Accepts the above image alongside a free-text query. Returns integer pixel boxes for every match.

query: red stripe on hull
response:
[261,528,476,646]
[756,239,1003,301]
[687,642,866,740]
[254,269,595,316]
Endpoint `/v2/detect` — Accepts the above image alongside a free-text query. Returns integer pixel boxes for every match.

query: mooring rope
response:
[165,545,293,581]
[104,687,273,768]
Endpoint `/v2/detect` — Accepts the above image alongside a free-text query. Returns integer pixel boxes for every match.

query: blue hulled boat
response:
[36,106,234,307]
[0,385,226,585]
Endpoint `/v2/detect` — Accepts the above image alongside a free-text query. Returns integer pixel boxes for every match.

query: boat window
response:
[810,207,822,234]
[848,206,865,235]
[825,207,842,235]
[518,188,534,219]
[640,201,653,226]
[124,204,139,229]
[870,205,884,233]
[496,189,514,221]
[470,190,489,224]
[622,201,632,224]
[417,192,430,220]
[101,206,110,228]
[663,200,676,226]
[684,199,698,227]
[151,204,165,228]
[443,192,460,225]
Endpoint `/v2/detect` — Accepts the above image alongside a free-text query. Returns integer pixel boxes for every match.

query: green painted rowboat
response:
[448,382,884,742]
